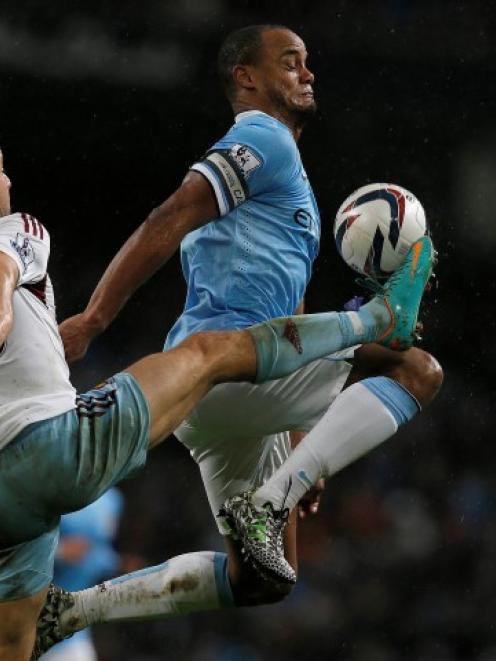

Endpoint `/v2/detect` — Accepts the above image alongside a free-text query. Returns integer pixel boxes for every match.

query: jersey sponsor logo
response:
[293,208,319,240]
[294,208,313,229]
[229,144,262,179]
[10,233,34,272]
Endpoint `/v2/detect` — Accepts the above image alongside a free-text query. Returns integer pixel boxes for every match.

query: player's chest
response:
[271,168,321,249]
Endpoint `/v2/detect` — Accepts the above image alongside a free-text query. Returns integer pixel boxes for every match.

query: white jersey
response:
[0,212,76,450]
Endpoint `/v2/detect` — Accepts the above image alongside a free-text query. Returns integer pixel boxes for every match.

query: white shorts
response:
[175,352,354,533]
[41,635,97,661]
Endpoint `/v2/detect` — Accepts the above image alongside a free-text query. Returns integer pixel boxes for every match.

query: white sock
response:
[60,551,233,635]
[252,378,419,512]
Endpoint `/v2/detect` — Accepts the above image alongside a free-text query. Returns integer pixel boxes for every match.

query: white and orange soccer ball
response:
[334,183,427,279]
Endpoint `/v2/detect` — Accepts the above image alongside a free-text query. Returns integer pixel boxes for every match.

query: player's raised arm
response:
[0,252,19,346]
[60,171,218,362]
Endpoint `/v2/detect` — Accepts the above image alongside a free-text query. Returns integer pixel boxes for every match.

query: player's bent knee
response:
[394,347,443,406]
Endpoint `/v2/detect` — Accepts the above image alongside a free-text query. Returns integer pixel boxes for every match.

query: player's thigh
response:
[178,355,353,440]
[0,585,47,657]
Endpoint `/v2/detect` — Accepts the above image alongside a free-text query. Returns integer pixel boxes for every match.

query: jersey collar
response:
[234,110,267,123]
[233,110,293,140]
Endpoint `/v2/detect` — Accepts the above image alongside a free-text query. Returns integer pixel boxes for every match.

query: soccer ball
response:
[334,183,427,278]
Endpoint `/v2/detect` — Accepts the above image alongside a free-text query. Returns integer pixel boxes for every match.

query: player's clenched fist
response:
[59,312,99,363]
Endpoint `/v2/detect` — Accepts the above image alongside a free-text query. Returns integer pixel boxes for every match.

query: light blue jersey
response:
[46,489,123,654]
[165,110,320,349]
[54,488,123,591]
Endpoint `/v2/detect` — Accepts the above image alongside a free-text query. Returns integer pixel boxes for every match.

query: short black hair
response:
[217,24,287,102]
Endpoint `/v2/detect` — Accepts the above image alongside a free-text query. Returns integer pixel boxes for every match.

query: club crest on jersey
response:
[229,144,261,179]
[10,233,34,272]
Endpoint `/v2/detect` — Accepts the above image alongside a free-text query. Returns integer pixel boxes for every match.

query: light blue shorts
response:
[0,372,150,600]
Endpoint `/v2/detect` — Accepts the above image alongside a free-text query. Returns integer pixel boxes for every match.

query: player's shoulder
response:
[223,111,296,158]
[0,212,49,241]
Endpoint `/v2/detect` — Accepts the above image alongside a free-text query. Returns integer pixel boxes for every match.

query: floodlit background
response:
[1,1,495,659]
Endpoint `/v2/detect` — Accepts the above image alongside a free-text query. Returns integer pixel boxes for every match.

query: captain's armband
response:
[191,144,262,216]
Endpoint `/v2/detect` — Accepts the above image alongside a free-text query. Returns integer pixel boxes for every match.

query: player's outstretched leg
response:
[249,236,435,383]
[31,552,235,660]
[97,239,435,450]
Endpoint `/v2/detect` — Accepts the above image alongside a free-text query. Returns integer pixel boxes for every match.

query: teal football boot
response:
[362,236,436,351]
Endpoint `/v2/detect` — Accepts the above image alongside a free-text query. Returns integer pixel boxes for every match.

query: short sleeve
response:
[191,121,296,217]
[0,212,50,286]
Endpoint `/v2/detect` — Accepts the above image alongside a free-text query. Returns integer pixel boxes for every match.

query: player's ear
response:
[232,65,256,92]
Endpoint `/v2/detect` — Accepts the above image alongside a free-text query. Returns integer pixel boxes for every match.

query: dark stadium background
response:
[1,2,495,659]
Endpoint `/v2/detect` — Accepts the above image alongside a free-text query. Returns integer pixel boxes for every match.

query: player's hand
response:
[59,312,99,363]
[298,477,325,519]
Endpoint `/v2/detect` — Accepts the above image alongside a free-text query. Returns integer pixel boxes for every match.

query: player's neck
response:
[232,101,303,141]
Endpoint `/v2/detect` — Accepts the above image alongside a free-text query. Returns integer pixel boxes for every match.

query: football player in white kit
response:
[0,141,433,660]
[31,24,442,658]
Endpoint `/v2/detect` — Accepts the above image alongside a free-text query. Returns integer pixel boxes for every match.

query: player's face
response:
[0,152,12,217]
[256,29,316,121]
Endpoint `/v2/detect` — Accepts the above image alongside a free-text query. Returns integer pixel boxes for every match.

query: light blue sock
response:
[361,376,420,424]
[249,304,388,383]
[213,552,235,608]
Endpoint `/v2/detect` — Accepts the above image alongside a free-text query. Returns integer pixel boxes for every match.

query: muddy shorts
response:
[0,372,150,600]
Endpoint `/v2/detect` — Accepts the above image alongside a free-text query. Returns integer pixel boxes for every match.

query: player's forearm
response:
[82,172,217,334]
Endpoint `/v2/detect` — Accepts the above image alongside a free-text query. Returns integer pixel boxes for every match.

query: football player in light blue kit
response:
[37,24,441,652]
[42,490,123,661]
